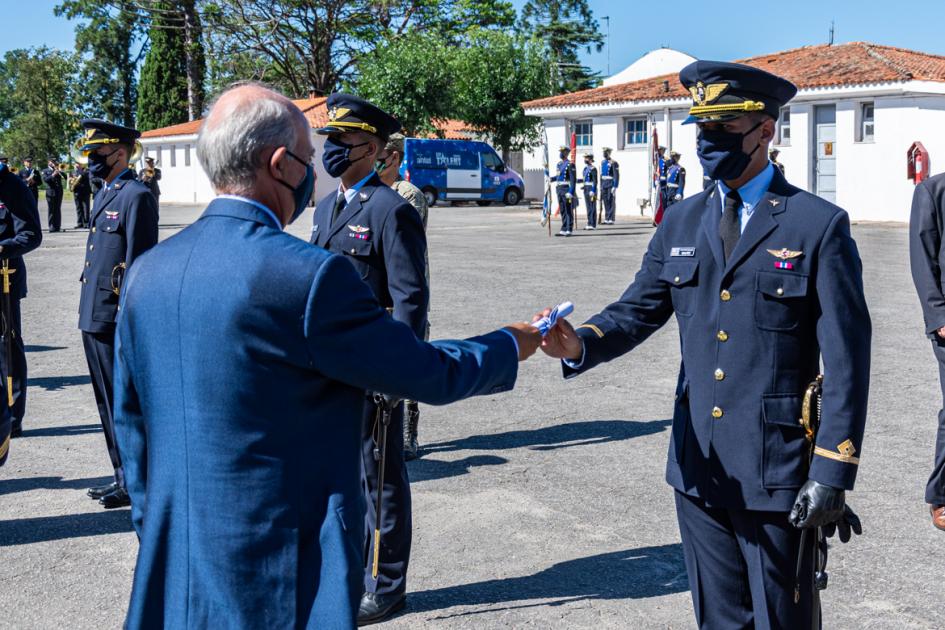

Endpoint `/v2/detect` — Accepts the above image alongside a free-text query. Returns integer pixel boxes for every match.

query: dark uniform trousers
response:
[602,184,616,222]
[908,173,945,506]
[0,169,43,431]
[47,194,62,232]
[310,174,430,597]
[583,188,596,227]
[75,194,91,227]
[556,185,574,232]
[564,168,870,628]
[78,171,159,487]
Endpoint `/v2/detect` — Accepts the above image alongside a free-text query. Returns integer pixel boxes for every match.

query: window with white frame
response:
[624,118,647,145]
[860,103,875,142]
[777,107,791,145]
[573,120,593,146]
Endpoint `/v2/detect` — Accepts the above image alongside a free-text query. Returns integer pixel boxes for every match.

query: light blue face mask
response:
[277,149,315,224]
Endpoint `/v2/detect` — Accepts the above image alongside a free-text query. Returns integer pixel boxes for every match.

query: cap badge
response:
[85,128,97,140]
[689,82,729,106]
[328,107,350,122]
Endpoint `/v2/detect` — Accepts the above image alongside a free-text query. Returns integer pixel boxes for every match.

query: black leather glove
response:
[822,504,862,543]
[789,479,846,529]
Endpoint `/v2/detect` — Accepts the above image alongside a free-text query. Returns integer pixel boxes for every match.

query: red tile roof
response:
[141,96,468,140]
[522,42,945,110]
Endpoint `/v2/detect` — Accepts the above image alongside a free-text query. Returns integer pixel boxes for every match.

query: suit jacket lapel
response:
[700,186,725,270]
[723,176,789,274]
[91,186,120,223]
[327,194,364,241]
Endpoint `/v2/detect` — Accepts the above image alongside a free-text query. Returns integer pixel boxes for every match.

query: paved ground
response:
[1,200,942,629]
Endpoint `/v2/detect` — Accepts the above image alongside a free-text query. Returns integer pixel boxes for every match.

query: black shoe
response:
[357,591,406,626]
[87,481,119,499]
[10,425,22,438]
[99,486,130,509]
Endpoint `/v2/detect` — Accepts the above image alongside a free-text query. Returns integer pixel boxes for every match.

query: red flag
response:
[652,127,665,225]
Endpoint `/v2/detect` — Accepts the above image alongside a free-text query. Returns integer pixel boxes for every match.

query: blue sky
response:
[7,0,945,79]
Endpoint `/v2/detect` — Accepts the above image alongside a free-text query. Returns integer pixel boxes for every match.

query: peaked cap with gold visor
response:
[314,93,401,142]
[71,118,143,165]
[679,60,797,125]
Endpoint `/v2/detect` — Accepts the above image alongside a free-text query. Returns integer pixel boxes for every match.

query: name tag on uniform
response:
[671,247,696,257]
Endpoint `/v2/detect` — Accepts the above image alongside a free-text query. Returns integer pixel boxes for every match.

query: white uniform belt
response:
[601,175,614,179]
[668,183,679,188]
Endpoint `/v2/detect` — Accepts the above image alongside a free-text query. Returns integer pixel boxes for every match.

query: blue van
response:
[400,138,525,207]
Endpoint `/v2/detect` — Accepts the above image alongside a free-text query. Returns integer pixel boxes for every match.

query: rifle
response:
[370,393,401,581]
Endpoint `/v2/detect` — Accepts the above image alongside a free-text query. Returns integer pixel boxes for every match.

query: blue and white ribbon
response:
[532,301,574,336]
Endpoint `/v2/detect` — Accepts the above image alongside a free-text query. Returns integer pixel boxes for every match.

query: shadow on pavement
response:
[410,543,687,617]
[0,509,133,546]
[27,375,92,391]
[408,454,507,483]
[20,423,101,438]
[24,345,67,353]
[423,419,670,455]
[0,474,112,496]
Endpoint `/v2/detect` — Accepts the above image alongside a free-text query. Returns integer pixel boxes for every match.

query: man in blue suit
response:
[113,83,541,630]
[538,61,870,628]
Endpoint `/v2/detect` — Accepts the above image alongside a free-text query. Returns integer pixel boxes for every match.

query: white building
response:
[139,98,475,205]
[522,42,945,222]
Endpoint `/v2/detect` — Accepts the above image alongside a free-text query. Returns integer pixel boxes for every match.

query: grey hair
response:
[197,84,302,194]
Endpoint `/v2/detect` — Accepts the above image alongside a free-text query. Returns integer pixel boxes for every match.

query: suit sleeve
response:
[562,226,675,377]
[810,211,871,491]
[613,162,620,189]
[381,200,429,338]
[305,255,516,404]
[125,190,159,267]
[0,170,42,257]
[909,181,945,335]
[113,268,147,535]
[568,163,576,195]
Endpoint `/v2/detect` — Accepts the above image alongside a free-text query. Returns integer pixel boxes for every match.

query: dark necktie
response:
[720,189,742,262]
[332,192,346,227]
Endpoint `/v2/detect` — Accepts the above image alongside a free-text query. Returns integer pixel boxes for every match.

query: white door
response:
[814,105,837,203]
[445,152,481,199]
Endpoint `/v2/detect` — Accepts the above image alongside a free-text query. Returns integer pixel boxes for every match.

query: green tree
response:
[56,0,146,126]
[138,1,189,130]
[0,48,81,161]
[451,32,551,161]
[354,33,453,137]
[519,0,603,93]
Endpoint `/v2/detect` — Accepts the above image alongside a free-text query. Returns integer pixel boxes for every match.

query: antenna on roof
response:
[828,20,835,46]
[602,16,611,75]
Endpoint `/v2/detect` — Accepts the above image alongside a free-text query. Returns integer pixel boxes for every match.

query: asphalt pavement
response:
[0,200,941,629]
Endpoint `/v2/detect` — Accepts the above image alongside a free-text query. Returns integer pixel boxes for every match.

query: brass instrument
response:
[140,166,156,183]
[68,170,82,192]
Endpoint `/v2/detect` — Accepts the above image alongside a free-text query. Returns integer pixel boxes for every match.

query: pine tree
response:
[519,0,604,93]
[137,1,190,130]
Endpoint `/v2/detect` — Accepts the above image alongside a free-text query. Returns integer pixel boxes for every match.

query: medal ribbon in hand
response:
[531,301,574,336]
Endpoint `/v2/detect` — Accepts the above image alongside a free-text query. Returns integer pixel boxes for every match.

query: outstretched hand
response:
[531,307,583,361]
[503,322,543,361]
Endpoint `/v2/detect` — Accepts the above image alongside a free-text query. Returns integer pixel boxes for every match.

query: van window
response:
[481,151,502,170]
[411,146,479,170]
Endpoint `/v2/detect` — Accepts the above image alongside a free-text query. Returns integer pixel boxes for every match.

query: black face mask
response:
[696,121,764,181]
[322,137,371,177]
[87,149,119,179]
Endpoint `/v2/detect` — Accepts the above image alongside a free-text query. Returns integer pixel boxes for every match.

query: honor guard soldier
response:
[310,94,429,624]
[665,151,686,207]
[551,146,577,236]
[74,119,159,509]
[657,145,669,208]
[770,147,786,176]
[18,158,39,202]
[600,147,619,224]
[908,171,945,531]
[139,156,162,209]
[0,156,42,440]
[581,153,598,230]
[42,158,64,232]
[71,163,92,229]
[540,60,869,628]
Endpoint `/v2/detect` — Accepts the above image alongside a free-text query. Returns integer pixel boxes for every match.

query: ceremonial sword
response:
[1,260,15,408]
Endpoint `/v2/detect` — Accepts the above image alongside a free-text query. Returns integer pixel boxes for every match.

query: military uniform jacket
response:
[18,168,39,194]
[311,173,428,338]
[552,160,576,194]
[601,158,619,189]
[582,165,597,194]
[78,170,158,334]
[113,198,517,629]
[909,172,945,336]
[0,168,42,299]
[564,169,871,511]
[42,167,63,198]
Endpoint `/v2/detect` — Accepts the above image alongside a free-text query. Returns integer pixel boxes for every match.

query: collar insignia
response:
[769,199,780,207]
[767,248,803,260]
[689,82,729,106]
[348,224,370,234]
[360,192,368,201]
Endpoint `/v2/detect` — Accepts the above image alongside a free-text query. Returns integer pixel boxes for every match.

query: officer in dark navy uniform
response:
[665,151,686,208]
[0,158,42,441]
[75,119,159,509]
[551,146,576,236]
[600,147,619,224]
[41,158,64,232]
[310,93,429,625]
[581,153,597,230]
[18,158,40,202]
[538,61,869,628]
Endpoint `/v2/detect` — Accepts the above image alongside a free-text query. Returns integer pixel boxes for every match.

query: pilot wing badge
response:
[768,248,803,270]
